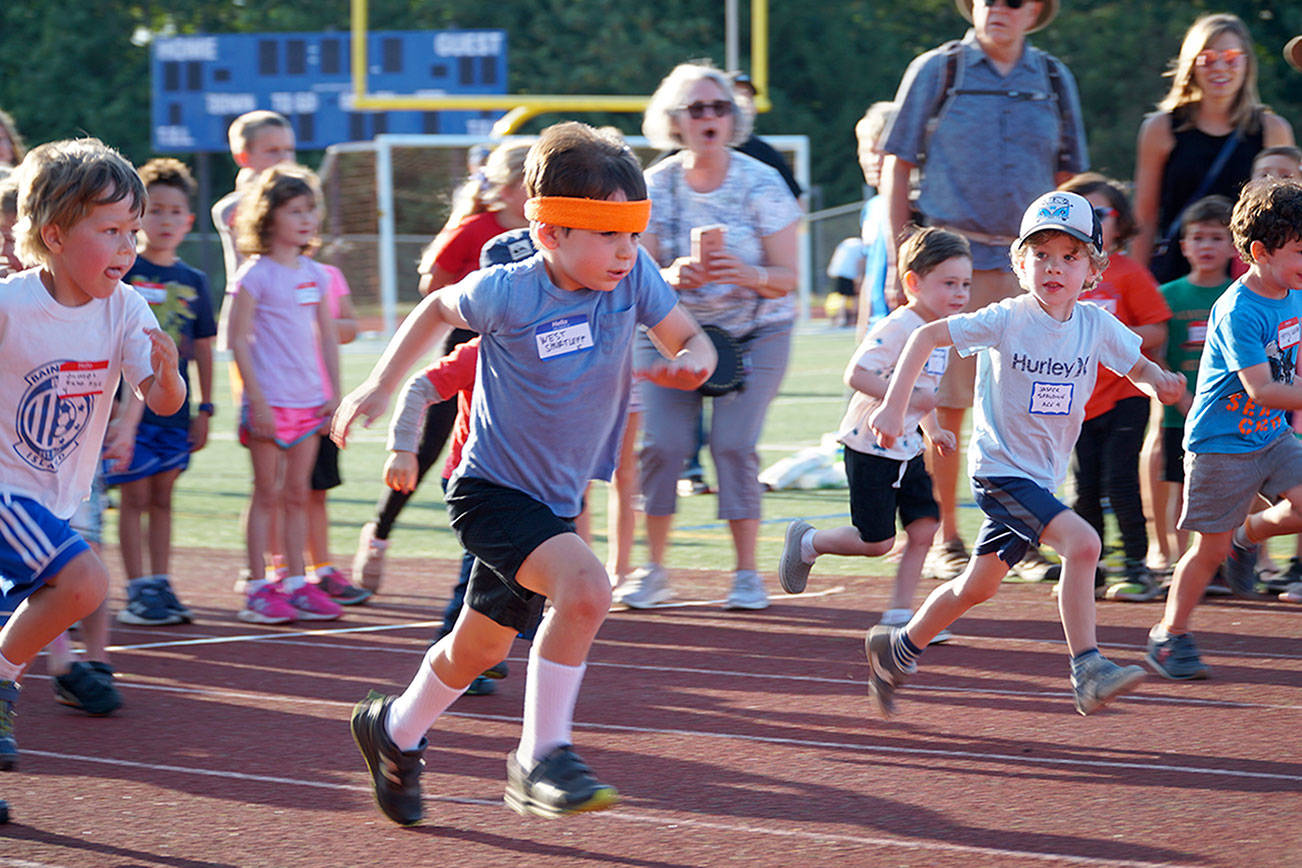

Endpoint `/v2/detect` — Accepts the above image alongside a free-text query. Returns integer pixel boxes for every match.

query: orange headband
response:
[525,196,651,233]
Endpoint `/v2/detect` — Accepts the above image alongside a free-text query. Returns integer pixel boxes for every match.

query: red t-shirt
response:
[1079,252,1172,419]
[423,337,480,479]
[426,212,510,283]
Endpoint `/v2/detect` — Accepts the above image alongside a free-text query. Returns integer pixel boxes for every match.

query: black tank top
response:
[1151,116,1264,283]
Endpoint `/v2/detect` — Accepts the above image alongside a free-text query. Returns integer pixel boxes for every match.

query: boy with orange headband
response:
[334,122,715,825]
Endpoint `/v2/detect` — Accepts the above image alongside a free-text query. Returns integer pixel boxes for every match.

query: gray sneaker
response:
[865,625,914,718]
[1221,535,1265,600]
[724,570,769,610]
[922,538,969,581]
[877,609,952,645]
[1144,626,1210,680]
[778,519,814,594]
[614,564,671,609]
[1071,654,1146,715]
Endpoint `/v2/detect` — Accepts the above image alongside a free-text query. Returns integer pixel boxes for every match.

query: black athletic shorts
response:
[845,446,939,544]
[1162,426,1185,485]
[444,475,575,633]
[311,436,343,491]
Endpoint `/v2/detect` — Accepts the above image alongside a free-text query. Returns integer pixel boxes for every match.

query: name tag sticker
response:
[1187,321,1208,347]
[924,346,949,376]
[294,281,321,306]
[1029,381,1073,415]
[1279,317,1300,350]
[57,360,109,398]
[1093,297,1118,315]
[133,281,168,305]
[536,315,594,360]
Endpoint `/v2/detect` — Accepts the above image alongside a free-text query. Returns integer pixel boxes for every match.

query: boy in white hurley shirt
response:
[867,191,1185,717]
[0,139,185,772]
[779,228,968,642]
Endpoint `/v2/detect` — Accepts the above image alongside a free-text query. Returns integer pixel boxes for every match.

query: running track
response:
[2,548,1299,867]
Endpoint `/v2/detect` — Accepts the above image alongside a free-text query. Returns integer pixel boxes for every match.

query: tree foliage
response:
[2,0,1301,209]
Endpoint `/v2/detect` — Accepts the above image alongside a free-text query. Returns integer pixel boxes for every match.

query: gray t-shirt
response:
[450,249,678,517]
[949,294,1140,490]
[881,31,1088,271]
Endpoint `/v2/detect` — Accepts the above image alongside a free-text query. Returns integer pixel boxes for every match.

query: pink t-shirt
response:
[228,255,328,408]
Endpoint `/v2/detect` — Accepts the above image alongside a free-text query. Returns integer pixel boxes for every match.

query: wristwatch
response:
[198,402,216,416]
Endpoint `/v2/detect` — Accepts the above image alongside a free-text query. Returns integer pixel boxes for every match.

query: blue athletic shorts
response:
[102,421,191,486]
[971,476,1070,567]
[0,492,91,601]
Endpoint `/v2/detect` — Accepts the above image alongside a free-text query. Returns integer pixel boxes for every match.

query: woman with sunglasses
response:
[617,61,800,611]
[1133,13,1294,284]
[877,0,1088,587]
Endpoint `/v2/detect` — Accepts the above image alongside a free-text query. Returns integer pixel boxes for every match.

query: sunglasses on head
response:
[981,0,1035,9]
[1093,206,1119,221]
[679,100,733,119]
[1195,48,1245,68]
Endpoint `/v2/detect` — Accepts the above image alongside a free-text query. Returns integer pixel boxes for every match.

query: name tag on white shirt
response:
[1187,321,1207,347]
[134,282,168,305]
[57,360,110,398]
[924,347,949,376]
[536,315,594,359]
[1091,297,1118,315]
[294,281,321,306]
[1279,317,1301,350]
[1029,381,1073,415]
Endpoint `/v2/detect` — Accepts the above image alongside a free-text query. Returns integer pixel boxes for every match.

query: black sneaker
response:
[1222,536,1266,600]
[504,745,619,818]
[0,679,18,771]
[350,690,426,825]
[0,797,8,823]
[482,660,509,680]
[53,661,122,716]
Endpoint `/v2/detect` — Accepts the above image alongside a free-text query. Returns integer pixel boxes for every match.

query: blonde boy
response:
[0,139,185,770]
[866,191,1185,717]
[780,228,968,641]
[333,122,715,825]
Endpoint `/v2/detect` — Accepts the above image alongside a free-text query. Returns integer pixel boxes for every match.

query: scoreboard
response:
[151,30,507,152]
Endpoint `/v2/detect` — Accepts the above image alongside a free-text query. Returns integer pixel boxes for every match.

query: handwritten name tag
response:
[294,281,321,306]
[1029,381,1073,415]
[1278,317,1300,350]
[133,281,168,305]
[1186,321,1207,347]
[924,346,949,376]
[536,315,594,359]
[57,360,109,398]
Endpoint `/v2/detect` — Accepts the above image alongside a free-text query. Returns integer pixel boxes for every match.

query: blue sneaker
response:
[1145,626,1210,680]
[0,679,19,771]
[117,579,184,626]
[1221,536,1266,600]
[149,576,194,622]
[53,661,122,716]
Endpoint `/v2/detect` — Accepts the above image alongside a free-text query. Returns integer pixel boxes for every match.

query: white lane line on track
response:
[19,748,1195,868]
[21,676,1302,783]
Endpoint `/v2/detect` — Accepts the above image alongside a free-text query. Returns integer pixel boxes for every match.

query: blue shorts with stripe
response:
[971,476,1070,567]
[0,493,91,602]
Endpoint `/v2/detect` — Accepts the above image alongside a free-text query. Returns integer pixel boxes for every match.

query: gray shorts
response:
[1179,434,1302,533]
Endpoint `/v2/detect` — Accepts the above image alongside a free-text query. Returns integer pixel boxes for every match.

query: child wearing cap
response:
[333,122,715,826]
[866,191,1185,718]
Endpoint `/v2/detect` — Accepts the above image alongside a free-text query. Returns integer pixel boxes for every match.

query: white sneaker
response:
[724,570,769,610]
[352,521,388,593]
[615,565,671,609]
[877,608,951,645]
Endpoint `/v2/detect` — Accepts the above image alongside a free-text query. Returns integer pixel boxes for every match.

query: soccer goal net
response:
[317,133,810,335]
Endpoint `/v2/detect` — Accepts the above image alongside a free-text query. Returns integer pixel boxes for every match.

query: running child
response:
[333,121,715,824]
[1146,179,1302,674]
[867,191,1185,717]
[0,138,185,770]
[103,158,216,626]
[227,164,341,624]
[779,228,969,640]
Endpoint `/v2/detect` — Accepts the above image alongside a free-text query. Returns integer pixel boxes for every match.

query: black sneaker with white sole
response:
[350,690,426,825]
[504,745,618,818]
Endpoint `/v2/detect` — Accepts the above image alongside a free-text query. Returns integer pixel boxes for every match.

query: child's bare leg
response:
[811,526,893,559]
[607,412,640,580]
[574,483,592,546]
[932,407,966,543]
[429,607,518,690]
[888,517,938,612]
[1161,529,1232,634]
[1242,484,1302,544]
[147,469,181,576]
[244,439,282,577]
[307,489,329,566]
[0,551,108,667]
[279,436,319,578]
[516,533,611,665]
[1040,509,1102,657]
[905,551,1006,647]
[1172,483,1189,557]
[79,598,111,663]
[118,478,149,578]
[1140,410,1168,568]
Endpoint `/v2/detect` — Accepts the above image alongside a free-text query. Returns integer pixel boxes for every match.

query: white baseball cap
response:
[1018,191,1103,254]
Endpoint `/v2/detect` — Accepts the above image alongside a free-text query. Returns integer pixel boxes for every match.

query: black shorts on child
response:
[971,475,1070,567]
[311,436,343,491]
[845,446,939,544]
[1161,426,1185,485]
[444,475,576,634]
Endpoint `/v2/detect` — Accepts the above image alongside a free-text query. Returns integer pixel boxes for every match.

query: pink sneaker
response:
[313,566,372,606]
[285,581,343,620]
[237,583,297,624]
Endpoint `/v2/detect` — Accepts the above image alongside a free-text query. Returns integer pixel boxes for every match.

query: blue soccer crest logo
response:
[12,361,95,473]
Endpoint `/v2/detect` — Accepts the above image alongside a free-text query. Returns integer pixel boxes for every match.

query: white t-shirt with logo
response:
[0,269,157,518]
[838,306,949,461]
[948,293,1140,490]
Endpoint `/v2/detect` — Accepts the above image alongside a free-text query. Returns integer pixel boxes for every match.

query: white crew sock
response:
[386,645,466,751]
[0,650,24,682]
[800,528,818,564]
[516,643,587,770]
